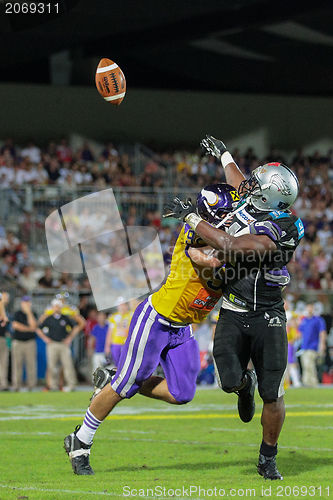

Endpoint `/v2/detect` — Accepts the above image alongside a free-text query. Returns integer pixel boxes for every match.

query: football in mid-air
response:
[95,58,126,105]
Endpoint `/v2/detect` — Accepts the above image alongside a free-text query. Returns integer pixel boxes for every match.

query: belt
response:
[148,295,190,329]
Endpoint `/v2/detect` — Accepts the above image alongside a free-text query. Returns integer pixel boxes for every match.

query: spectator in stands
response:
[37,299,83,391]
[0,292,10,391]
[18,265,39,293]
[56,138,72,163]
[1,138,16,157]
[298,303,327,387]
[80,141,94,162]
[21,141,41,164]
[38,267,56,288]
[11,296,39,391]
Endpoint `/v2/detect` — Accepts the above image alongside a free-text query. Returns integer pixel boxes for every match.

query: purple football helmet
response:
[196,183,239,225]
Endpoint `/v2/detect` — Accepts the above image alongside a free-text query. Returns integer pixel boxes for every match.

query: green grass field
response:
[0,387,332,499]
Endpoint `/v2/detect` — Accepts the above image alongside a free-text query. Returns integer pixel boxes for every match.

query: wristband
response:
[221,151,234,169]
[185,213,203,230]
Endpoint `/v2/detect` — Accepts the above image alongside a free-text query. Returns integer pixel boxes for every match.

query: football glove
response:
[200,135,227,159]
[163,197,195,221]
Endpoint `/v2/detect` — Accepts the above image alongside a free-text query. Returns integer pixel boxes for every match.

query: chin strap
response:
[215,201,249,229]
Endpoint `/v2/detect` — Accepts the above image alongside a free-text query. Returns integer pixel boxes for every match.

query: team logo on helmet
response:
[270,174,292,196]
[201,189,219,206]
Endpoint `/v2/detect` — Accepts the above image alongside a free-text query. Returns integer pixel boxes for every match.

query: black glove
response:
[163,197,195,221]
[200,135,227,159]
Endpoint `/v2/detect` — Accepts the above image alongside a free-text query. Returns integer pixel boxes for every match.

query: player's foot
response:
[257,454,283,480]
[90,367,116,401]
[64,425,94,475]
[237,369,256,423]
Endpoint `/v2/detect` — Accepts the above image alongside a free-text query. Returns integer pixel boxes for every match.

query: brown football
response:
[95,58,126,105]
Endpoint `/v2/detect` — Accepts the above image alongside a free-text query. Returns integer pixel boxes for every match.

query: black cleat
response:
[90,367,116,402]
[257,454,283,480]
[237,369,257,423]
[64,425,94,475]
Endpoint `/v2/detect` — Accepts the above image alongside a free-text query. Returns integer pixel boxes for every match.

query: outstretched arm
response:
[201,135,245,189]
[164,199,278,260]
[189,217,276,259]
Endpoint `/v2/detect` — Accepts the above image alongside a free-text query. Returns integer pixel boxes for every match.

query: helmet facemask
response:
[238,175,261,199]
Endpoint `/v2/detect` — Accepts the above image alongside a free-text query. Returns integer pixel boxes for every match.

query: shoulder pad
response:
[269,211,291,220]
[249,221,282,242]
[294,218,304,239]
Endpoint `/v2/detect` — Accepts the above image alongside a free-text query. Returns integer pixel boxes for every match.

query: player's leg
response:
[250,310,288,480]
[91,371,185,404]
[64,299,168,475]
[138,327,201,404]
[138,376,178,403]
[213,310,251,391]
[159,330,200,404]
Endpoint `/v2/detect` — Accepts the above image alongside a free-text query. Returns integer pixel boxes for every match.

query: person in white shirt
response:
[20,142,41,164]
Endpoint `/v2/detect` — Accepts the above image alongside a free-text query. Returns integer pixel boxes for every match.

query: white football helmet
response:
[238,162,299,211]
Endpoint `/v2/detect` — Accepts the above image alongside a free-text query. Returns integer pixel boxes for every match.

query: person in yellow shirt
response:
[104,303,132,366]
[64,183,238,475]
[41,292,83,322]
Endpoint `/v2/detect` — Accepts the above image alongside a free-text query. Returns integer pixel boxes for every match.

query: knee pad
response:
[221,373,247,394]
[222,383,244,394]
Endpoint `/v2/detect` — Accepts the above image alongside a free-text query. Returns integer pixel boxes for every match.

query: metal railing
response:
[0,185,197,248]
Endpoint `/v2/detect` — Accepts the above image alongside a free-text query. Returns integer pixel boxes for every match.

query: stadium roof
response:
[1,0,333,96]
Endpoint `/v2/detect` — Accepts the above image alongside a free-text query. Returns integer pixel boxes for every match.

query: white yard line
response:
[0,484,117,496]
[299,425,333,430]
[210,427,247,432]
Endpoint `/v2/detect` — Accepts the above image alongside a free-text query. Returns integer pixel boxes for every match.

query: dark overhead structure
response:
[1,0,333,95]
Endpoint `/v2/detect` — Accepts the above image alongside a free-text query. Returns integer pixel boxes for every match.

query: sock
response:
[260,440,277,457]
[76,409,102,445]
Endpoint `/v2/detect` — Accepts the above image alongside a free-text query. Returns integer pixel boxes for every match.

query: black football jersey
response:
[221,202,304,311]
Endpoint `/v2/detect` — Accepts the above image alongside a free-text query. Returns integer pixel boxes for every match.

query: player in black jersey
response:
[164,136,304,481]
